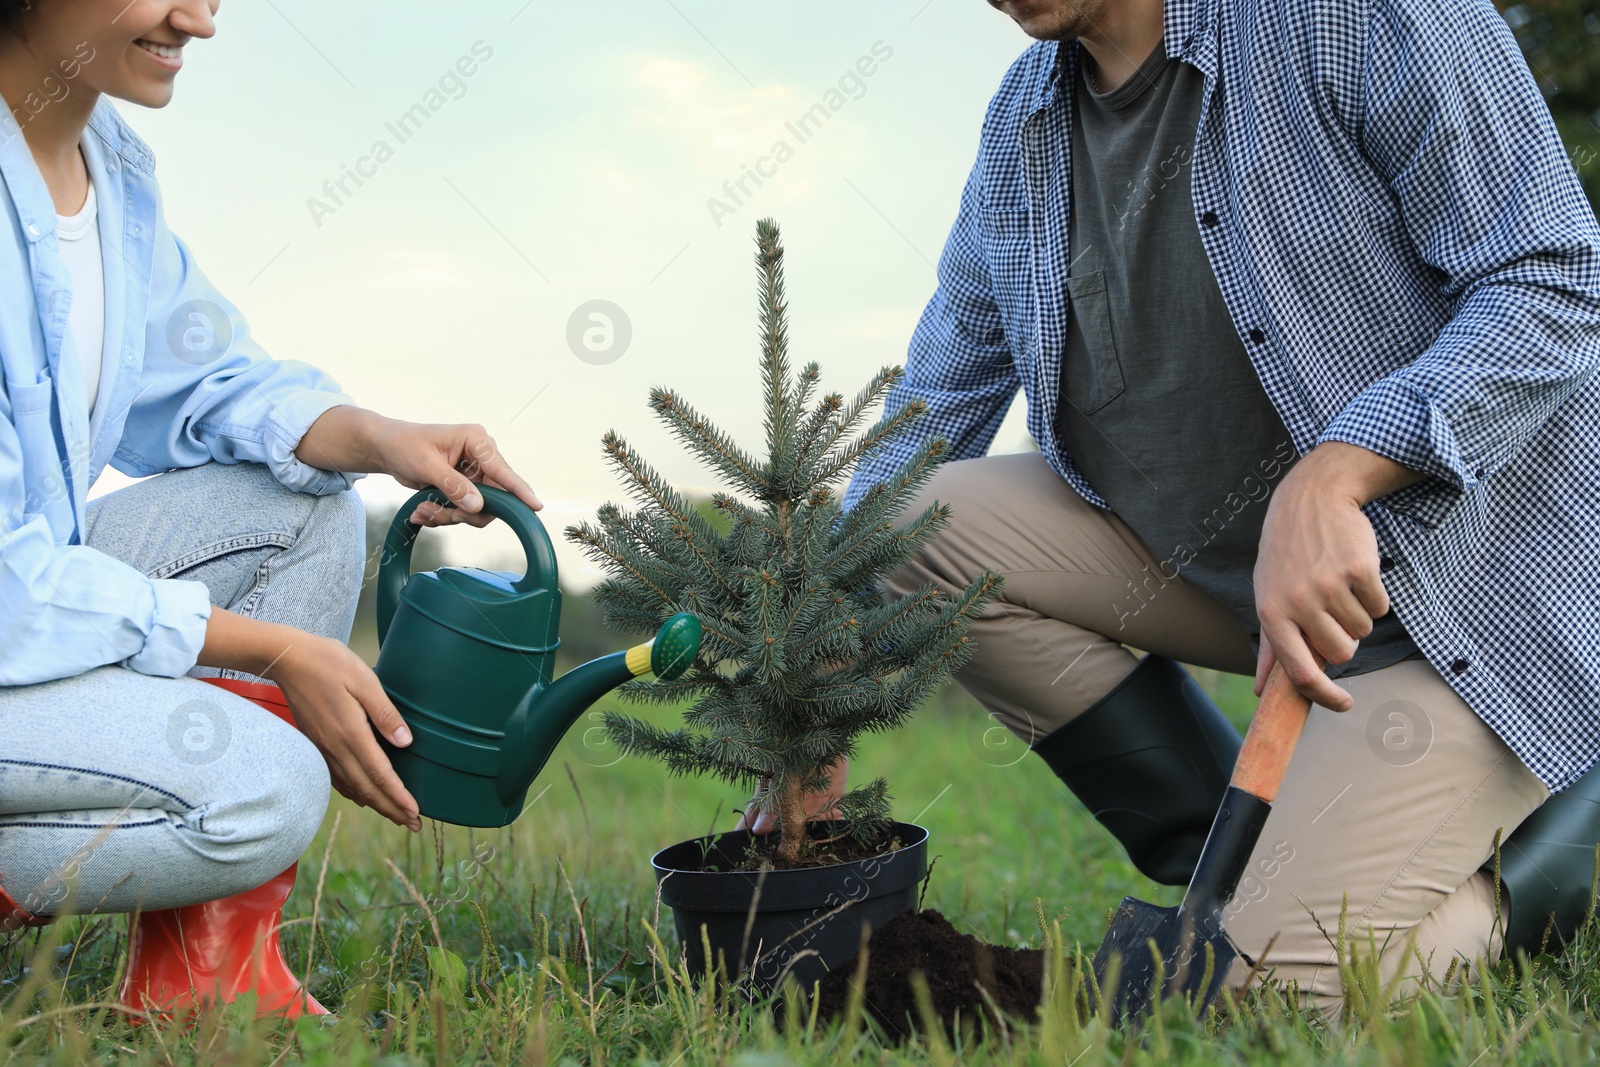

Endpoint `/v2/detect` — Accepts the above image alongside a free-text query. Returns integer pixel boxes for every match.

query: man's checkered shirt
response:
[843,0,1600,791]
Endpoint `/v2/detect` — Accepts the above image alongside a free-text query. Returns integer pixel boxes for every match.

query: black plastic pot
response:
[651,820,929,995]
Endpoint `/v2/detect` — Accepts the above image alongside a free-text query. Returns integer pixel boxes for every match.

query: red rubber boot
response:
[1,883,51,933]
[117,678,330,1019]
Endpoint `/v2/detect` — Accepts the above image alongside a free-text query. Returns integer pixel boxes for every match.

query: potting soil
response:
[810,909,1044,1040]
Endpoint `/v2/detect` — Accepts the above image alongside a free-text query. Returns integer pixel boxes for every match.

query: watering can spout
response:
[498,613,703,803]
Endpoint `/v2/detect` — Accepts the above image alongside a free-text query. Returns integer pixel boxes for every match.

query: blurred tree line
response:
[1496,0,1600,213]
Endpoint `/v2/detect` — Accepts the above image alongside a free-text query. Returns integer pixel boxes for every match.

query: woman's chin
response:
[112,81,179,109]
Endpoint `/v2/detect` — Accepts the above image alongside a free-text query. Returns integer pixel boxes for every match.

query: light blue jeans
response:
[0,463,363,917]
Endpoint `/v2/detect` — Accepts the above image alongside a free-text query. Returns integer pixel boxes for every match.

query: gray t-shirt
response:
[1055,41,1416,676]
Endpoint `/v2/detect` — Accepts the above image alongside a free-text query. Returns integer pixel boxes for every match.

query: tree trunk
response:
[776,777,807,865]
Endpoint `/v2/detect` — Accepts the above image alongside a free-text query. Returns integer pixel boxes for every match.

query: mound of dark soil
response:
[811,909,1044,1040]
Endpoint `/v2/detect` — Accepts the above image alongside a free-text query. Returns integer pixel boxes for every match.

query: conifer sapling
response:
[566,219,1001,866]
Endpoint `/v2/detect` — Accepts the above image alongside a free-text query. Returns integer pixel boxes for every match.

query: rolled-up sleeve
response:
[1319,375,1476,530]
[112,193,363,495]
[1317,0,1600,529]
[124,576,213,677]
[0,417,212,684]
[259,385,361,495]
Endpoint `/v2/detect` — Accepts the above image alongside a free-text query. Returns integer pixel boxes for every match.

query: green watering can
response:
[374,485,701,827]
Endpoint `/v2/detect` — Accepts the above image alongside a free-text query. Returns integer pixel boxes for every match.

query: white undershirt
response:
[55,180,105,417]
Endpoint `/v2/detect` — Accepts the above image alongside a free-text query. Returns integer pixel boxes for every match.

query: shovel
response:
[1091,660,1313,1024]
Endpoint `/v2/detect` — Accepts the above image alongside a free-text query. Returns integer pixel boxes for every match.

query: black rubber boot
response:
[1491,759,1600,956]
[1031,654,1242,886]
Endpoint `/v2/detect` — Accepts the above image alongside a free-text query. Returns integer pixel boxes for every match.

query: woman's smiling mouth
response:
[134,38,184,70]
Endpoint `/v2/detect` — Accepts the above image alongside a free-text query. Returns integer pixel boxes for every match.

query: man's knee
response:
[880,456,1016,596]
[911,454,1020,523]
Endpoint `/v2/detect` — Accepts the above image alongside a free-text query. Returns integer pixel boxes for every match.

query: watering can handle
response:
[376,484,558,643]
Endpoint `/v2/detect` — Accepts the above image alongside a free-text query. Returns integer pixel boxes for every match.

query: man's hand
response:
[736,757,849,834]
[295,407,542,528]
[1253,442,1423,710]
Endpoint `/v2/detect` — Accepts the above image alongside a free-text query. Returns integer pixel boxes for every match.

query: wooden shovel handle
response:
[1230,660,1316,804]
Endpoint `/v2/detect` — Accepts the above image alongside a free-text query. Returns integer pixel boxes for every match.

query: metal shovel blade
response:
[1091,896,1237,1025]
[1089,664,1311,1026]
[1091,783,1272,1024]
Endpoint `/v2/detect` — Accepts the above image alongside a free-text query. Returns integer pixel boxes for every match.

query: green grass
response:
[6,671,1600,1064]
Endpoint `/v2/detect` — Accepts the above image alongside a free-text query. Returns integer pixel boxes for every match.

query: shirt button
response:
[1248,328,1266,344]
[1451,658,1471,675]
[1379,555,1396,572]
[1201,210,1220,228]
[27,223,40,238]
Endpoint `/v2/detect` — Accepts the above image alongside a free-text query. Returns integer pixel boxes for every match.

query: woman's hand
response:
[199,611,422,831]
[294,406,542,528]
[264,632,423,831]
[373,418,542,528]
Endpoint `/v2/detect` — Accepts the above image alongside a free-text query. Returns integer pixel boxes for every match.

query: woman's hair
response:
[0,0,30,33]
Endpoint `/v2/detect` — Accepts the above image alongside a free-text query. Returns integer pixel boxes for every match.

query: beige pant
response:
[887,452,1548,1009]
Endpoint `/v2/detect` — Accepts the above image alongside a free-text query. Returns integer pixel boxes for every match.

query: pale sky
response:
[90,0,1039,585]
